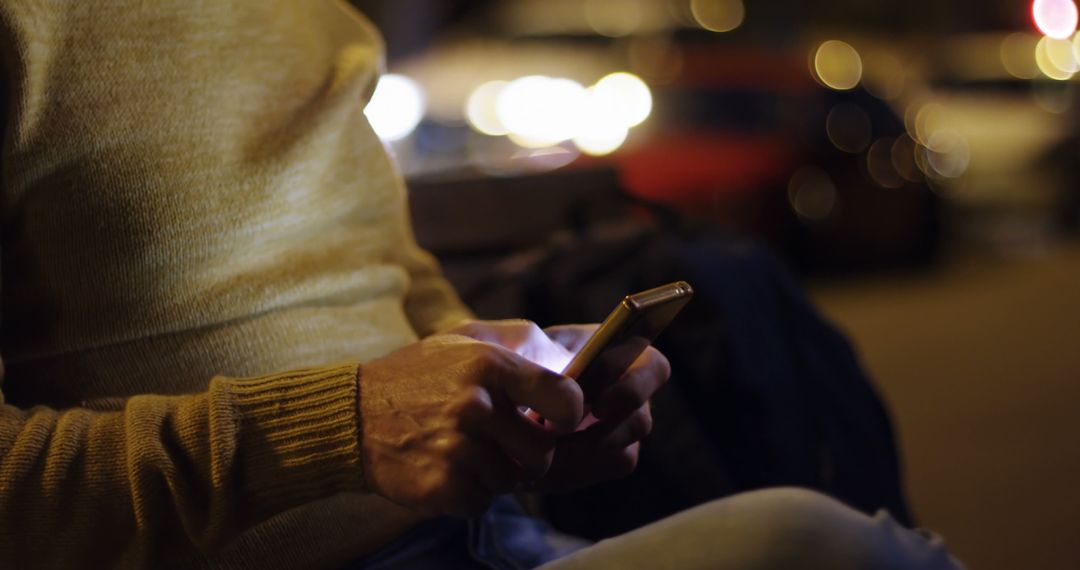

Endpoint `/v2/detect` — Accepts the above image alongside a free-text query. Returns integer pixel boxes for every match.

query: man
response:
[0,1,963,568]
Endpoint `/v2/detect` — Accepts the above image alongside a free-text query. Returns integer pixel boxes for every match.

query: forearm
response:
[0,363,365,568]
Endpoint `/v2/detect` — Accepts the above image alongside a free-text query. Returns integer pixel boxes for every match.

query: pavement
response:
[811,243,1080,570]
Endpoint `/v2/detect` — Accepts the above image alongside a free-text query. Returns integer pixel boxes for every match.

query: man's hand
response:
[359,330,583,517]
[451,321,672,493]
[539,324,671,492]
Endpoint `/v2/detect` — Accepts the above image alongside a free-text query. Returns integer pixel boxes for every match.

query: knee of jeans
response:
[728,487,960,570]
[733,487,849,527]
[730,488,875,567]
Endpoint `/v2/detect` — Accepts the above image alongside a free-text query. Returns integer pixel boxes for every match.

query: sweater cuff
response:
[224,363,366,514]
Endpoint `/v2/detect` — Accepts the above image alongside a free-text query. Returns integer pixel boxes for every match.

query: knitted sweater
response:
[0,1,472,568]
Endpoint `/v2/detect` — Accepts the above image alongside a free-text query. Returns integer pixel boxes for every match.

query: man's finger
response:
[457,392,558,481]
[598,404,653,450]
[487,406,558,480]
[488,350,584,434]
[559,403,653,451]
[452,437,525,495]
[594,346,670,421]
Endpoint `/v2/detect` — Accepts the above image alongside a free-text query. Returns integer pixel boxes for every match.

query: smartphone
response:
[562,281,693,404]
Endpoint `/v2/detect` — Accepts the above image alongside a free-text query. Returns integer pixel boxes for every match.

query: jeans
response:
[345,496,589,570]
[347,488,965,570]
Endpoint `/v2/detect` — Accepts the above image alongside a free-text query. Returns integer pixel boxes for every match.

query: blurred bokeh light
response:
[1000,33,1041,79]
[812,40,863,91]
[1035,34,1076,78]
[584,0,643,37]
[365,73,426,141]
[590,72,653,128]
[787,166,839,222]
[1045,35,1079,73]
[498,76,588,148]
[459,70,651,156]
[926,129,972,179]
[891,135,923,183]
[1032,0,1079,39]
[866,137,904,189]
[689,0,745,33]
[465,80,511,136]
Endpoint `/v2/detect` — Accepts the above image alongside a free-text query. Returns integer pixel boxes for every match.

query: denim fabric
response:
[536,488,965,570]
[345,489,964,570]
[344,496,590,570]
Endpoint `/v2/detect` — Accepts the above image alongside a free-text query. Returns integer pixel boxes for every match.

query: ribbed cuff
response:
[226,362,366,514]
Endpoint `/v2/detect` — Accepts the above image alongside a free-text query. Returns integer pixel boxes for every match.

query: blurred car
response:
[576,34,942,272]
[391,12,942,274]
[895,32,1080,248]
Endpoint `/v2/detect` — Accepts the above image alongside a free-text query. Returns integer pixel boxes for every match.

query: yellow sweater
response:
[0,1,472,568]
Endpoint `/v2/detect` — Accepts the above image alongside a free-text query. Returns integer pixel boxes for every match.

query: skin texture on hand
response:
[538,324,671,493]
[358,320,671,516]
[452,321,672,495]
[358,331,583,517]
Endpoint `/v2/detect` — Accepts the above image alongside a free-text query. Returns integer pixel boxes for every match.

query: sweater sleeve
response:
[375,144,475,337]
[0,361,367,568]
[392,220,475,337]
